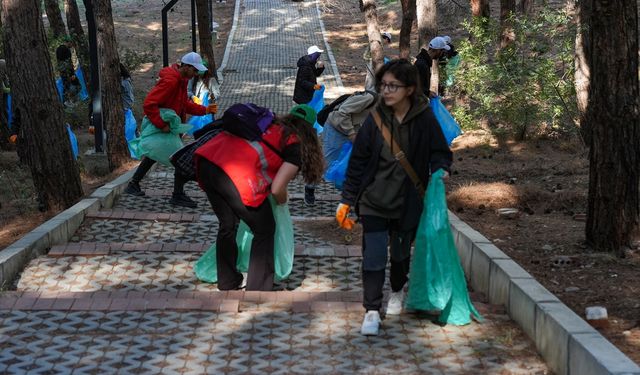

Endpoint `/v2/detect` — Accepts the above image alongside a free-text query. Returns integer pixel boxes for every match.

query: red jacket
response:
[143,64,207,129]
[195,124,299,207]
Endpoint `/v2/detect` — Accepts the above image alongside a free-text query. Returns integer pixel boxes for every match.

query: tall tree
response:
[43,0,67,38]
[64,0,89,80]
[517,0,533,15]
[359,0,384,73]
[195,0,216,74]
[2,0,83,210]
[581,0,640,255]
[398,0,415,59]
[415,0,436,50]
[499,0,515,48]
[470,0,490,19]
[94,0,127,170]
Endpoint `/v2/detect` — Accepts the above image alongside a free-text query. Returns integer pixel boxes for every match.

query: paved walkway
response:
[0,0,549,373]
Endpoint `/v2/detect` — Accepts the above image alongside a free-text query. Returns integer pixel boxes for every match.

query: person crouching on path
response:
[124,52,218,208]
[336,59,452,336]
[195,104,324,291]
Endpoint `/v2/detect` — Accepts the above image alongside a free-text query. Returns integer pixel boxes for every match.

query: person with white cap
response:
[364,32,393,91]
[414,36,450,98]
[125,51,218,208]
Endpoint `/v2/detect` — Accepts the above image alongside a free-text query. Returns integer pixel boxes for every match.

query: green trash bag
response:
[128,108,192,166]
[194,195,294,283]
[405,169,482,325]
[444,54,461,87]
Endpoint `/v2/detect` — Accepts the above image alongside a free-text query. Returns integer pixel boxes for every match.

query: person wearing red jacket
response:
[125,52,218,208]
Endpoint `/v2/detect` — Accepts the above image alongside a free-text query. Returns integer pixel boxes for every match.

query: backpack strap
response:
[371,109,425,199]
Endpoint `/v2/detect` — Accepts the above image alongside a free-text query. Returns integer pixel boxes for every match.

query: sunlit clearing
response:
[449,182,519,209]
[146,22,162,31]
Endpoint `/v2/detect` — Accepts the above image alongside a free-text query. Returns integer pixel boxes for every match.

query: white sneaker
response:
[360,311,381,336]
[386,290,404,315]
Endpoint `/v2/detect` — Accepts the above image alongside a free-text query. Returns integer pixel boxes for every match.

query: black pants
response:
[131,157,188,195]
[198,159,276,291]
[360,215,414,311]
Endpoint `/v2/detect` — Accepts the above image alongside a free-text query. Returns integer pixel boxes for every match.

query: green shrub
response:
[451,9,577,140]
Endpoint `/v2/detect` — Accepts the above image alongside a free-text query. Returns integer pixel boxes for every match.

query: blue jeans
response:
[322,123,350,169]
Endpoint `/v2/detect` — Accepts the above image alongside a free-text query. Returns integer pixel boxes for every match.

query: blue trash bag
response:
[55,78,64,102]
[324,141,352,190]
[75,67,89,101]
[124,109,139,159]
[430,96,462,145]
[405,169,482,326]
[194,195,295,283]
[307,85,325,134]
[6,94,12,129]
[187,94,214,135]
[66,124,78,160]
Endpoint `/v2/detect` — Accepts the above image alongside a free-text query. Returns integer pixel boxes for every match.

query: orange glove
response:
[336,203,355,230]
[313,84,321,90]
[206,103,218,114]
[8,134,17,144]
[88,126,95,134]
[192,95,202,105]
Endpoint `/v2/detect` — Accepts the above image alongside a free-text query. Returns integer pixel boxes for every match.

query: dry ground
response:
[0,0,638,365]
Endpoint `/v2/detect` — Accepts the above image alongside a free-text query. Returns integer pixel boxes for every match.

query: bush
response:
[451,9,577,140]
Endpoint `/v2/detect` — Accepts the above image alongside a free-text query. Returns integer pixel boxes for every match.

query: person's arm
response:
[271,162,300,204]
[331,94,375,138]
[341,115,374,206]
[415,59,431,96]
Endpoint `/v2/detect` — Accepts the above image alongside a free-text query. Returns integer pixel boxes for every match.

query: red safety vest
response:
[195,123,298,207]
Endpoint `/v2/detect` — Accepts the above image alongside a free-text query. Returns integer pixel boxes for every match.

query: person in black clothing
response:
[293,45,325,205]
[414,36,450,98]
[55,37,79,102]
[336,59,452,336]
[293,45,325,105]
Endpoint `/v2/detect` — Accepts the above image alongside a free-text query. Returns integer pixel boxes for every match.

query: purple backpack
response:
[221,103,274,142]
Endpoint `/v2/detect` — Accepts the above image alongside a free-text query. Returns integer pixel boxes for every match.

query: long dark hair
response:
[275,114,325,184]
[374,58,421,102]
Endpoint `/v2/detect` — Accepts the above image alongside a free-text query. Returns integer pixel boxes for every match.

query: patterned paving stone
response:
[0,310,548,374]
[17,253,372,293]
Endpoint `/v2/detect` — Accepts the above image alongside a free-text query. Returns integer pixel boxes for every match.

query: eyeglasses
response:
[379,82,407,93]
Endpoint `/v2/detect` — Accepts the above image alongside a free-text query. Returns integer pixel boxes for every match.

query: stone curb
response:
[449,210,640,375]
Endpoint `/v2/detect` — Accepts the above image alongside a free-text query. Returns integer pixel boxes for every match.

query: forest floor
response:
[0,0,638,365]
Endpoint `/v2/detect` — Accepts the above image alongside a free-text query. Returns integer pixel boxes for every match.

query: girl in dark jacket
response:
[293,45,325,105]
[336,59,452,335]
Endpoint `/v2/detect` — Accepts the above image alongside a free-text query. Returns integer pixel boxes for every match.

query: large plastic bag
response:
[405,169,482,326]
[324,141,352,190]
[194,195,294,283]
[55,78,64,102]
[307,85,325,134]
[430,96,462,145]
[445,54,461,87]
[128,108,192,166]
[124,109,138,159]
[187,94,214,135]
[66,124,78,160]
[6,94,12,129]
[75,67,89,101]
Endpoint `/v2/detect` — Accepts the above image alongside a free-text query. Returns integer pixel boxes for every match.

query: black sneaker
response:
[169,193,197,208]
[124,181,145,196]
[304,187,316,205]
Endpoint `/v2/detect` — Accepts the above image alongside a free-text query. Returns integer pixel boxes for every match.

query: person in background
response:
[437,35,460,96]
[293,45,325,205]
[124,51,218,207]
[414,36,450,98]
[55,36,80,104]
[195,104,324,291]
[120,63,134,111]
[336,59,452,336]
[187,60,221,106]
[364,32,393,92]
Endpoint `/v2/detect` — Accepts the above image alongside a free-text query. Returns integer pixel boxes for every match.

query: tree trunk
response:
[583,0,640,255]
[500,0,515,48]
[398,0,415,59]
[93,0,127,170]
[470,0,490,18]
[574,0,590,144]
[1,0,83,210]
[195,0,216,74]
[415,0,436,50]
[359,0,384,73]
[517,0,533,14]
[64,0,90,83]
[43,0,67,38]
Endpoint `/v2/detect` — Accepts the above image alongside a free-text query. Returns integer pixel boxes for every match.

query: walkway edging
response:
[449,211,640,375]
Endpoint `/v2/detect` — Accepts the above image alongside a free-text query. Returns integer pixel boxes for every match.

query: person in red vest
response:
[125,52,218,208]
[195,104,324,291]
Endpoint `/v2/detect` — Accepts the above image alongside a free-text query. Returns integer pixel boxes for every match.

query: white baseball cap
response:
[307,45,324,55]
[428,36,451,51]
[381,32,392,43]
[181,52,208,72]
